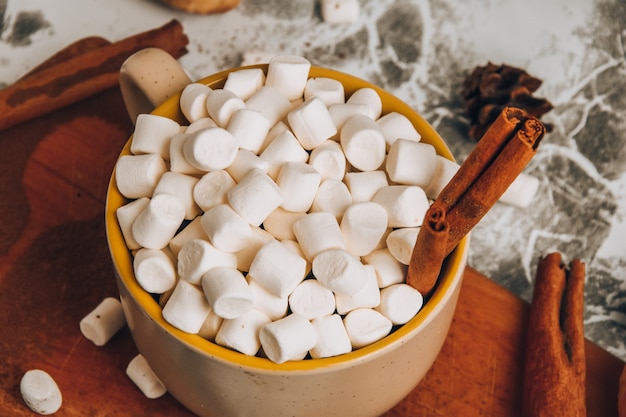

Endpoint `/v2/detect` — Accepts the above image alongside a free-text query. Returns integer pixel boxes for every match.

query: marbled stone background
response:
[1,0,625,360]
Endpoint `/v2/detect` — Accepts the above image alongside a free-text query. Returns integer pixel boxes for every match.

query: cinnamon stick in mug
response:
[522,252,586,417]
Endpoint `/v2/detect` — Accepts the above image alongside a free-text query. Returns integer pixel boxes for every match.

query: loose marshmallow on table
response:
[248,240,307,298]
[386,227,419,265]
[292,212,345,261]
[385,139,438,189]
[321,0,360,23]
[259,129,309,178]
[197,309,224,341]
[310,178,352,220]
[248,277,289,320]
[168,217,208,257]
[309,314,352,359]
[343,170,388,203]
[304,77,345,106]
[499,172,540,208]
[201,204,253,253]
[362,248,407,288]
[335,264,381,314]
[259,313,318,364]
[340,202,388,257]
[423,155,460,200]
[131,193,186,250]
[130,113,180,160]
[206,88,246,127]
[169,133,204,175]
[116,197,150,250]
[376,284,424,325]
[115,154,167,199]
[153,171,201,220]
[20,369,62,415]
[162,279,212,334]
[343,308,393,349]
[346,87,382,120]
[276,161,321,212]
[265,55,312,101]
[177,238,238,285]
[182,127,238,171]
[372,185,430,228]
[133,248,177,294]
[262,207,306,241]
[245,86,292,126]
[288,97,338,150]
[201,266,254,319]
[227,109,272,154]
[193,170,237,212]
[126,354,167,399]
[376,112,421,148]
[79,297,126,346]
[179,83,211,122]
[308,140,347,181]
[227,168,284,226]
[223,68,266,101]
[215,308,271,355]
[312,248,368,295]
[340,114,386,171]
[288,279,336,320]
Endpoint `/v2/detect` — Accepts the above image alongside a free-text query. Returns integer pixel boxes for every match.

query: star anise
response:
[461,62,553,141]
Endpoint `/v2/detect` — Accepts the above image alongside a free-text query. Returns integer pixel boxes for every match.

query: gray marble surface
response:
[1,0,625,361]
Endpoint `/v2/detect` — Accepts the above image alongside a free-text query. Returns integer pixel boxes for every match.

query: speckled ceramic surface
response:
[1,0,624,362]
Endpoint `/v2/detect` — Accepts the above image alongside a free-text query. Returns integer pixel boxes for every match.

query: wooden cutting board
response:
[0,86,623,417]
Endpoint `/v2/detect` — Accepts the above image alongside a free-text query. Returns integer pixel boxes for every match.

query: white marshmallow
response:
[186,117,218,133]
[328,102,371,131]
[115,153,167,199]
[280,239,312,276]
[162,279,211,334]
[310,178,352,220]
[201,204,253,253]
[20,369,62,415]
[79,297,126,346]
[265,55,312,101]
[304,77,345,106]
[362,248,407,288]
[201,266,254,319]
[116,197,150,250]
[193,170,237,212]
[234,226,275,272]
[226,149,271,183]
[335,265,380,314]
[343,170,389,203]
[197,309,224,341]
[206,88,246,127]
[169,217,209,257]
[133,248,177,294]
[385,227,419,265]
[179,83,211,122]
[288,279,336,320]
[346,88,382,120]
[288,97,338,150]
[343,308,392,349]
[372,185,430,228]
[177,238,238,285]
[499,172,540,208]
[227,109,272,154]
[423,155,460,200]
[183,127,238,171]
[259,129,309,178]
[321,0,360,23]
[215,309,271,356]
[227,168,284,226]
[386,139,437,189]
[131,194,186,249]
[262,120,290,151]
[125,354,167,399]
[309,314,352,359]
[259,313,318,364]
[248,277,289,321]
[340,202,388,257]
[376,284,424,325]
[153,171,201,220]
[376,112,421,148]
[276,161,321,212]
[245,86,292,126]
[130,113,180,159]
[262,207,306,241]
[223,68,266,100]
[340,114,386,171]
[169,133,204,175]
[312,248,368,295]
[248,240,307,298]
[308,140,346,181]
[292,212,345,261]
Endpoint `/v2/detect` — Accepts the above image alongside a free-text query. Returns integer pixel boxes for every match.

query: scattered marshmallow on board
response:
[20,369,62,415]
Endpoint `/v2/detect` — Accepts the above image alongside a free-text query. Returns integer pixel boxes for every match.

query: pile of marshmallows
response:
[114,55,536,364]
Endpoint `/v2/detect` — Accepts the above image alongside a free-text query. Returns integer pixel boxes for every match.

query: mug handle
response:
[119,48,192,123]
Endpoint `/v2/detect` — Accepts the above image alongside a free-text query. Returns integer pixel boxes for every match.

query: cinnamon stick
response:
[0,19,189,132]
[406,204,450,295]
[522,252,586,417]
